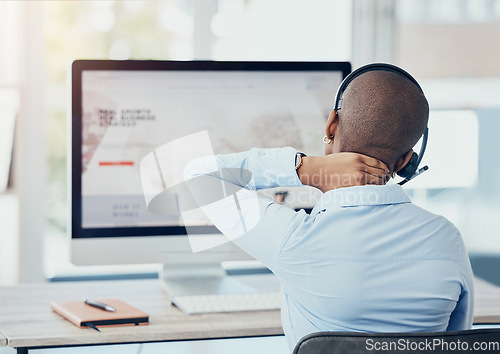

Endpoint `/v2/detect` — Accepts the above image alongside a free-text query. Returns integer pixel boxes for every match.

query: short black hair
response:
[337,70,429,169]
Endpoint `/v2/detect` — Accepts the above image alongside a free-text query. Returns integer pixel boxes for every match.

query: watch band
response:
[295,152,307,170]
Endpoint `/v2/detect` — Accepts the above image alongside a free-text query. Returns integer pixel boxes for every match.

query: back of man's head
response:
[337,70,429,170]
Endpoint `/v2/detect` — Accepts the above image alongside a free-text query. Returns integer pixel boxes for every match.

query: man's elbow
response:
[183,155,218,181]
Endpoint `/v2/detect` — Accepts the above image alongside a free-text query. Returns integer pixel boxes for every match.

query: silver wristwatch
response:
[295,152,307,170]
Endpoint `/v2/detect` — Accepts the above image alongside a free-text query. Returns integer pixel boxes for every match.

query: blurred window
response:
[396,0,500,109]
[212,0,352,61]
[395,0,500,254]
[0,2,21,85]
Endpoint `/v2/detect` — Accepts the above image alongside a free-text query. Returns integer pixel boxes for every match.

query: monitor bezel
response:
[71,60,351,239]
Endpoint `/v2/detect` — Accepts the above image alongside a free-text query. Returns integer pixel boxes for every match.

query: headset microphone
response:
[397,126,429,186]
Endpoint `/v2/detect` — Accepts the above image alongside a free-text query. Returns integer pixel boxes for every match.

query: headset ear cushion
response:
[397,152,419,179]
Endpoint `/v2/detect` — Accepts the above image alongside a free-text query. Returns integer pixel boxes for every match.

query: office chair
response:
[293,329,500,354]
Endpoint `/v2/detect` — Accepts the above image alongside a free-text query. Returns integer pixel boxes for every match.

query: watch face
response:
[295,152,305,169]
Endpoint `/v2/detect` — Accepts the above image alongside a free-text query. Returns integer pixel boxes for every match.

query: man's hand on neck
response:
[297,153,390,193]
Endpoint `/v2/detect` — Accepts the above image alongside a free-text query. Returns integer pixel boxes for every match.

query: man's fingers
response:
[360,155,389,173]
[348,171,386,186]
[363,165,390,179]
[364,172,387,185]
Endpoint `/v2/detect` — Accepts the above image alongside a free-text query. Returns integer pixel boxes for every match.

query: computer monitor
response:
[70,60,350,294]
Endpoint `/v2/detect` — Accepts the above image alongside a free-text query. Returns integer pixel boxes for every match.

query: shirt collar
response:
[318,184,411,208]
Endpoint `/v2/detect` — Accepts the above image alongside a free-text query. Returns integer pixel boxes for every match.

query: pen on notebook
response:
[84,299,116,312]
[83,322,100,332]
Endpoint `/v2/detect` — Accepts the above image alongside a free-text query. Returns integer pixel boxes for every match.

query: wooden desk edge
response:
[473,315,500,325]
[6,326,284,349]
[0,330,7,347]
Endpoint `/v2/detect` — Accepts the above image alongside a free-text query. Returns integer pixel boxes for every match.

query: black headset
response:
[333,63,429,186]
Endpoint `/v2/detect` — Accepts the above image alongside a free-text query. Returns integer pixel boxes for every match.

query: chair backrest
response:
[293,329,500,354]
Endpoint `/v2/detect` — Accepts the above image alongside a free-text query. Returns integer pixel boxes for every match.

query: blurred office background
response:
[1,0,500,285]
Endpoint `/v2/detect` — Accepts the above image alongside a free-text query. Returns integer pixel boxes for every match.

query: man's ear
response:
[325,110,339,138]
[394,150,414,174]
[324,110,340,155]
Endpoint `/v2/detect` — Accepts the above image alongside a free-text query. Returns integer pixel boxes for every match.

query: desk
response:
[0,278,282,353]
[0,332,6,347]
[1,276,499,353]
[474,277,500,323]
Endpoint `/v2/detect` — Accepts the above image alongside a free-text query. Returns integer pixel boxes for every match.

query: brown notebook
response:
[51,299,149,329]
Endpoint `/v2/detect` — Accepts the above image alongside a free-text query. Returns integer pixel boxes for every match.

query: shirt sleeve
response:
[446,242,474,331]
[183,147,308,272]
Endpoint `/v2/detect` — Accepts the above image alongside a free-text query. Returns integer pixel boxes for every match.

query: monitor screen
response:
[72,61,350,239]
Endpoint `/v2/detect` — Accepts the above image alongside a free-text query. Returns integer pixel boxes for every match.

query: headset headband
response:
[334,63,424,111]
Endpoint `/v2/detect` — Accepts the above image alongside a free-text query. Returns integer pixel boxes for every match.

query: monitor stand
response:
[160,263,259,297]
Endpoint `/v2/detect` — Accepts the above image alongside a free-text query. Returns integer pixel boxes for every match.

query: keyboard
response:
[172,292,281,314]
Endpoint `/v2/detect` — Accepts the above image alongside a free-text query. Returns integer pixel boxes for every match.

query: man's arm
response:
[183,147,388,271]
[183,147,305,271]
[183,147,390,193]
[446,243,474,330]
[184,147,303,191]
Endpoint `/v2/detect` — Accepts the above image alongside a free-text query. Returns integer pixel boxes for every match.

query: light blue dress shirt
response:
[183,147,474,351]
